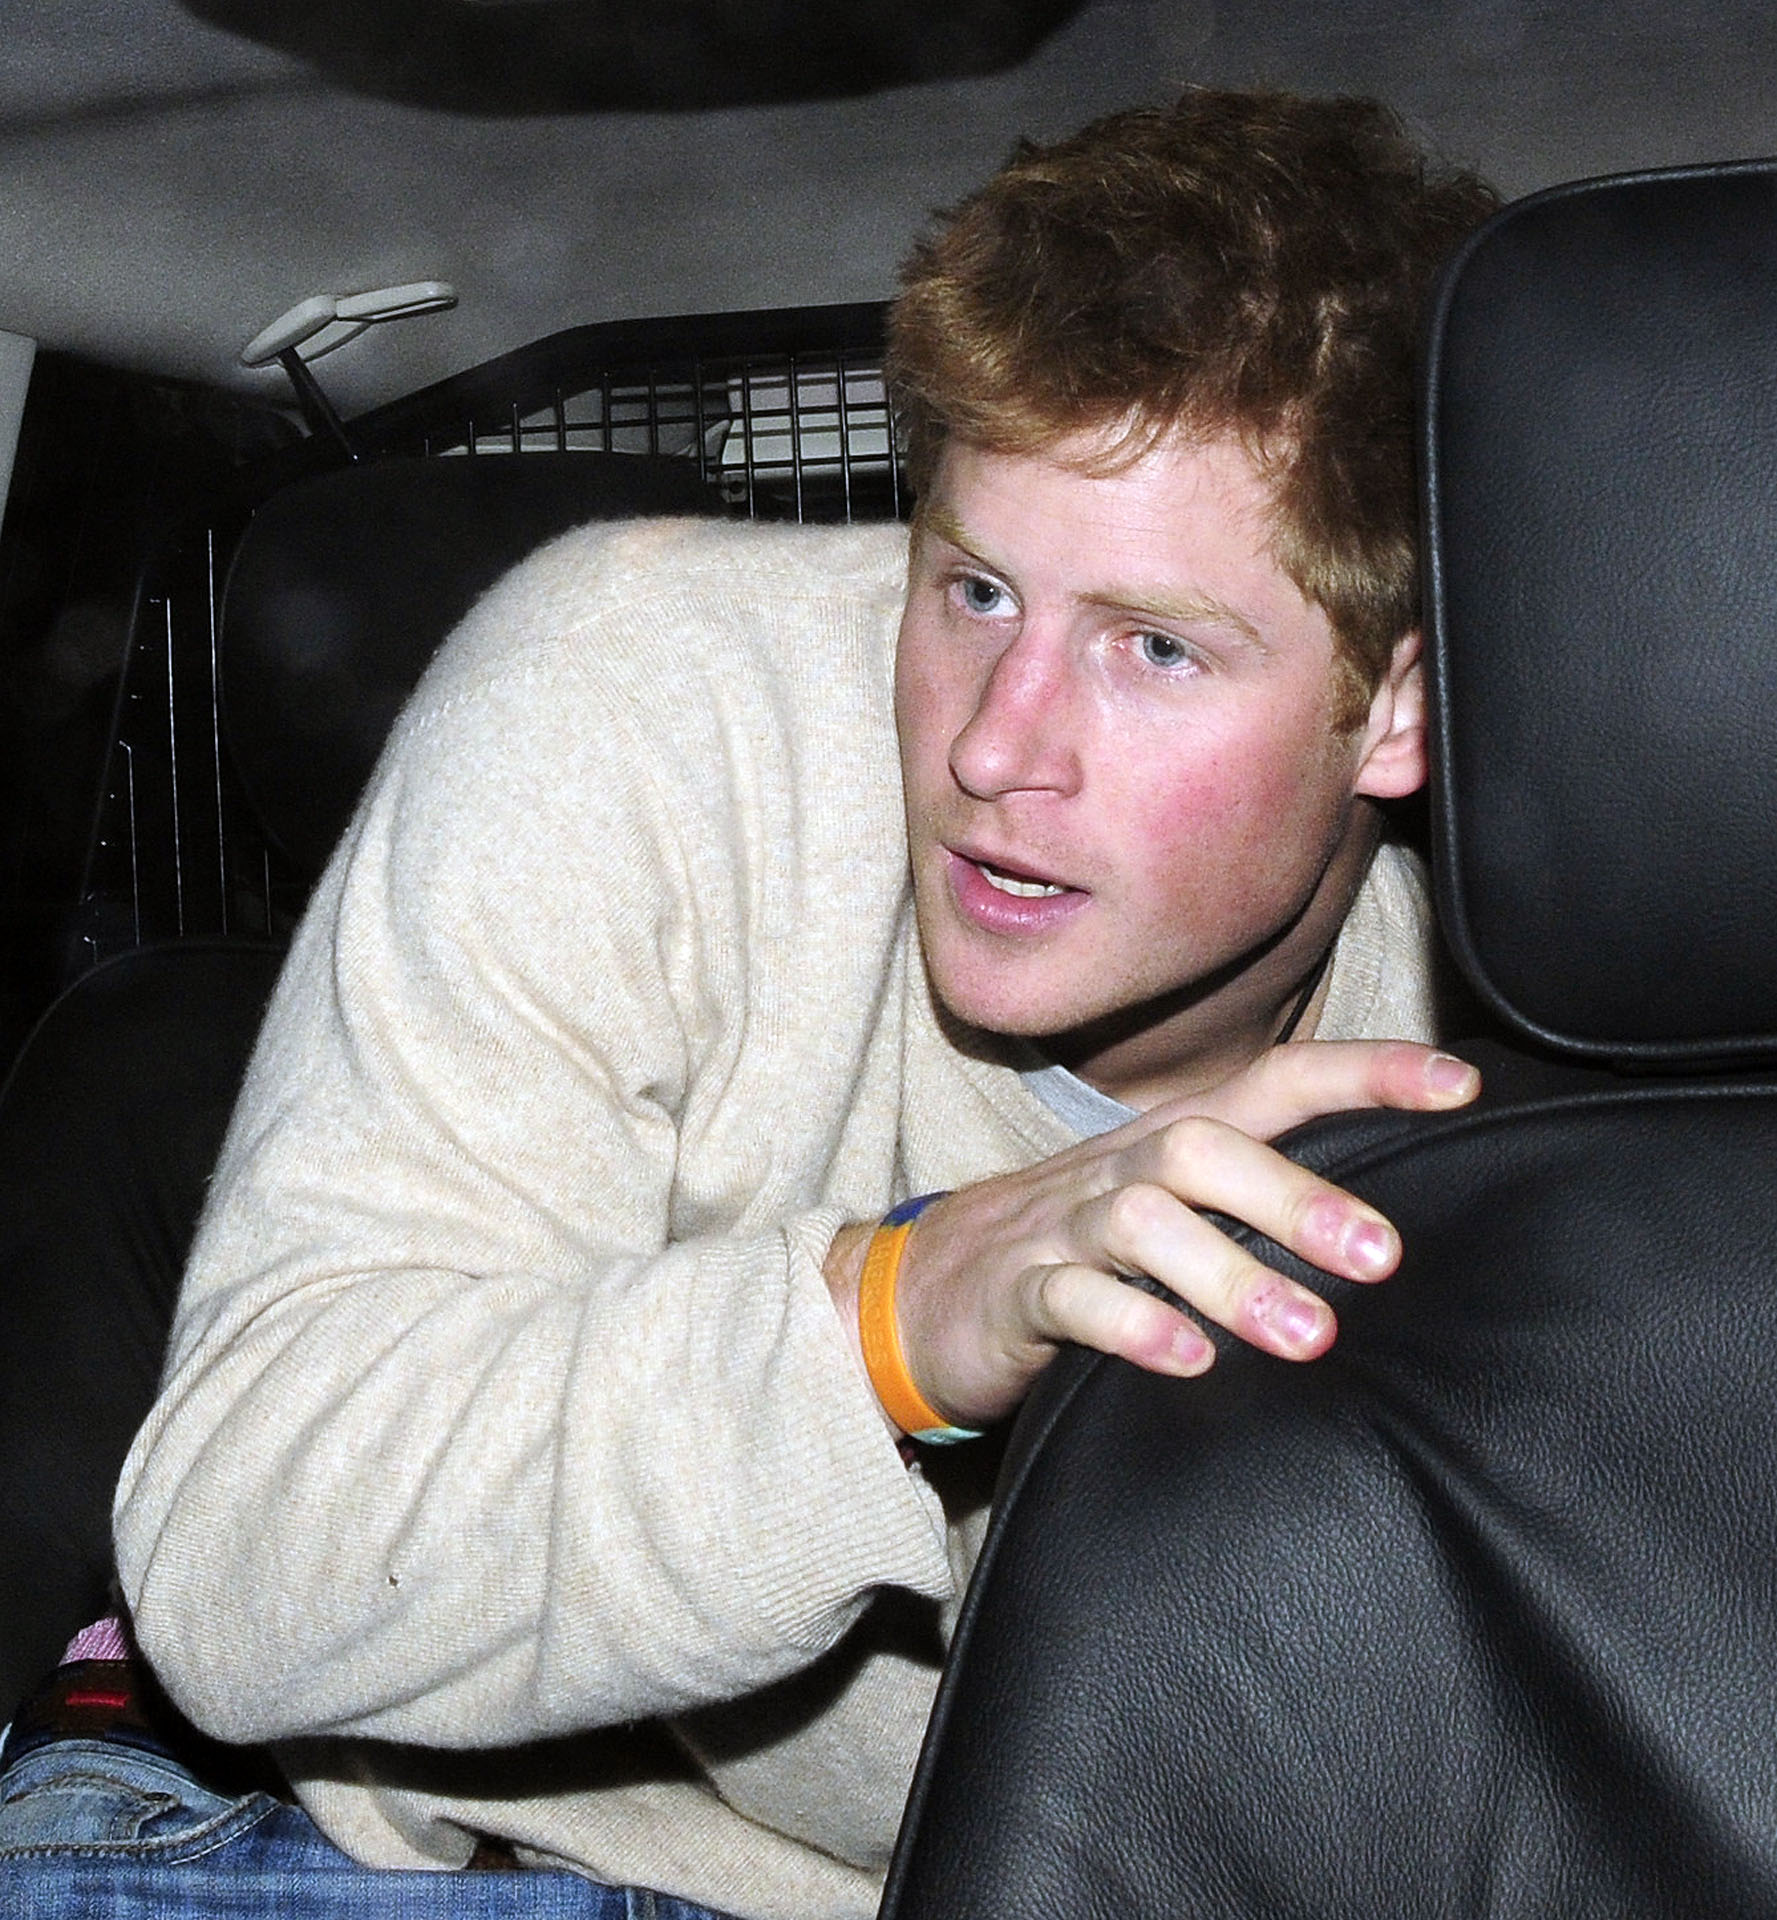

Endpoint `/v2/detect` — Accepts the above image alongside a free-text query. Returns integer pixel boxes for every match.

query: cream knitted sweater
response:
[114,515,1441,1920]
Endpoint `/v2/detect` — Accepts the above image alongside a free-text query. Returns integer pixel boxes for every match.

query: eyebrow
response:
[916,503,1268,650]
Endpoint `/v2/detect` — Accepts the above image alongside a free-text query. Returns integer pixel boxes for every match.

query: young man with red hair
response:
[7,88,1495,1920]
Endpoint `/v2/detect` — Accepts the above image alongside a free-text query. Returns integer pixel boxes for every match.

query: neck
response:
[1049,822,1377,1111]
[1047,962,1324,1110]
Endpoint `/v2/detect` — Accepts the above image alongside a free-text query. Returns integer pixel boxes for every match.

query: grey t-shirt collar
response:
[1019,1059,1138,1138]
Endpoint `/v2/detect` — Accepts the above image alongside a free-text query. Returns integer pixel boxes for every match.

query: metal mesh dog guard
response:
[73,301,902,972]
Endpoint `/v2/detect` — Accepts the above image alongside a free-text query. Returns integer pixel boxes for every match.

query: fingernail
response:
[1252,1285,1330,1352]
[1425,1052,1479,1098]
[1171,1322,1216,1374]
[1342,1217,1396,1275]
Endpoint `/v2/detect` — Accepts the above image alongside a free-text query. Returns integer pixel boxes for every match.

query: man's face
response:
[894,431,1424,1099]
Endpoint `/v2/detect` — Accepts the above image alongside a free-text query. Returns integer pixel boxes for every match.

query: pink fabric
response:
[61,1614,129,1664]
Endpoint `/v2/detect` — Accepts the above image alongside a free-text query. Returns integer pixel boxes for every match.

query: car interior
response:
[3,2,1776,1910]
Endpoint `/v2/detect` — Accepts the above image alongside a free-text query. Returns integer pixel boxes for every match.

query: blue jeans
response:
[0,1736,735,1918]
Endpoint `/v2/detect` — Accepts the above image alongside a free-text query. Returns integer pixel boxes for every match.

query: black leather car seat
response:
[879,159,1777,1920]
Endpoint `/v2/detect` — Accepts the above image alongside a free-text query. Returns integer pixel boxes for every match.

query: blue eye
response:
[957,575,1007,615]
[1138,630,1192,668]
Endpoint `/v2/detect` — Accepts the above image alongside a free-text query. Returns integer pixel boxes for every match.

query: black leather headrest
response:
[220,451,716,879]
[1423,160,1777,1067]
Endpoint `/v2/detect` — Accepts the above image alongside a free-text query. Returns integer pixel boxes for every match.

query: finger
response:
[1074,1176,1337,1359]
[1173,1040,1480,1143]
[1018,1262,1218,1377]
[1118,1115,1401,1287]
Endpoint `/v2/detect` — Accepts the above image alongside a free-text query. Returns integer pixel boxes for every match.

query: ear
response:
[1352,629,1427,801]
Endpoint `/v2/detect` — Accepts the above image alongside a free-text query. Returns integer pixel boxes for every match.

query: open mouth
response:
[975,860,1068,899]
[942,847,1088,932]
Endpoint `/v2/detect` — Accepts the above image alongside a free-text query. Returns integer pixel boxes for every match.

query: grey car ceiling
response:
[1,0,1772,418]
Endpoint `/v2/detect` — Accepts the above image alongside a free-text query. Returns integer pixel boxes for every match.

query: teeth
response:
[980,864,1065,898]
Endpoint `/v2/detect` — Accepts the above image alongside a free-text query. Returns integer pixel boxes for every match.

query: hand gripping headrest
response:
[1422,160,1777,1067]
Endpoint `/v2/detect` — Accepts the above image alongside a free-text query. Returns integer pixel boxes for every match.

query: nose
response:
[947,626,1084,801]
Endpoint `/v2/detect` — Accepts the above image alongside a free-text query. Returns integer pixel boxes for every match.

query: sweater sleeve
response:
[113,520,954,1750]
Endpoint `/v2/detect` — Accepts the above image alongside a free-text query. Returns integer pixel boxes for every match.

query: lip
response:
[943,846,1090,937]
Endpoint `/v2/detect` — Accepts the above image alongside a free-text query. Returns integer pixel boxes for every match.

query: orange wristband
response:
[857,1193,982,1446]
